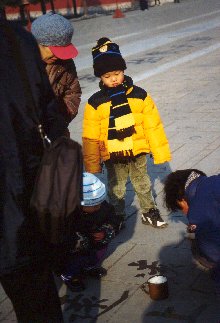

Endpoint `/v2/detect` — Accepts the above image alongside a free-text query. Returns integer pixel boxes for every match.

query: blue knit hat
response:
[31,12,78,59]
[82,173,106,206]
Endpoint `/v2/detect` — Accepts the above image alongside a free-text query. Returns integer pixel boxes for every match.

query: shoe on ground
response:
[83,266,107,279]
[142,208,168,228]
[61,275,85,292]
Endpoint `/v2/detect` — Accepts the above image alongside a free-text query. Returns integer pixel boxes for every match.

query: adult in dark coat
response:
[0,20,66,322]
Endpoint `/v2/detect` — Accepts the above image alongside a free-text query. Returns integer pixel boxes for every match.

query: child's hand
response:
[91,225,115,246]
[92,231,105,242]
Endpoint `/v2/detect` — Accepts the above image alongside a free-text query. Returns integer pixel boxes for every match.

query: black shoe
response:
[61,275,85,292]
[142,208,168,228]
[83,266,107,279]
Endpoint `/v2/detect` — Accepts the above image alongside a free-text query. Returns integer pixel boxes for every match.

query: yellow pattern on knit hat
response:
[92,39,112,52]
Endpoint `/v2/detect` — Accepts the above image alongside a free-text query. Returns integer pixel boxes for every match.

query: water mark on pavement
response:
[134,43,220,84]
[62,290,129,321]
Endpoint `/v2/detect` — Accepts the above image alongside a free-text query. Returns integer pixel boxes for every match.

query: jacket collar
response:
[185,176,206,204]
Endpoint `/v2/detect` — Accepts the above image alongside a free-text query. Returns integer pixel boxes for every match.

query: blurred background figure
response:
[139,0,148,10]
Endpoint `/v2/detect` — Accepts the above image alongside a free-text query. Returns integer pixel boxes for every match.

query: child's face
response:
[101,70,124,88]
[38,44,58,64]
[178,199,189,215]
[82,204,101,213]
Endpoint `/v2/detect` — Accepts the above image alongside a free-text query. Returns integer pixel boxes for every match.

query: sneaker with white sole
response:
[142,208,168,228]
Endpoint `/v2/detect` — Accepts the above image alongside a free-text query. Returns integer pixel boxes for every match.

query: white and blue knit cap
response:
[82,173,106,206]
[31,12,78,59]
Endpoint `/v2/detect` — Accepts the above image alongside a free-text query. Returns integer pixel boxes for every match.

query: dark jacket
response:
[71,201,120,251]
[73,201,120,233]
[46,59,82,124]
[0,21,66,275]
[186,174,220,264]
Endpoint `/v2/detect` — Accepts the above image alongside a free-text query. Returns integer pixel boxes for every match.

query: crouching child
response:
[61,173,120,292]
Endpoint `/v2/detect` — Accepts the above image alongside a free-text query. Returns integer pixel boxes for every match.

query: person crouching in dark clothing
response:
[164,169,220,296]
[61,173,120,292]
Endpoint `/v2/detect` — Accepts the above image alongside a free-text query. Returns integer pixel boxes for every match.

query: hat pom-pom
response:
[96,37,111,47]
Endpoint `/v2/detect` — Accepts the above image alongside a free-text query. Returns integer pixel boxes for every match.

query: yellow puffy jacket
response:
[82,77,171,173]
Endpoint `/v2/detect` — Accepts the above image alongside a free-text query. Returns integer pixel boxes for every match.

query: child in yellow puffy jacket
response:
[82,37,171,230]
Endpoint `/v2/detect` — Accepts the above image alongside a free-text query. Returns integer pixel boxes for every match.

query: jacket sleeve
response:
[58,61,82,124]
[62,74,81,122]
[82,102,102,173]
[143,94,171,164]
[102,201,122,230]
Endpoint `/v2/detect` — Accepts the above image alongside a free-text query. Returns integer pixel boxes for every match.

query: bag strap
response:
[2,21,51,148]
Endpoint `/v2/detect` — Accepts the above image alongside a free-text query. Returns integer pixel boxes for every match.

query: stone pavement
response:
[1,0,220,322]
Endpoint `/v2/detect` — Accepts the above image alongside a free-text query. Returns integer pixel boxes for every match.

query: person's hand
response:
[187,224,197,233]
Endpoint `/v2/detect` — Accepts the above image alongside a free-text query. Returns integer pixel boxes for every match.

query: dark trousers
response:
[62,246,107,280]
[0,264,63,323]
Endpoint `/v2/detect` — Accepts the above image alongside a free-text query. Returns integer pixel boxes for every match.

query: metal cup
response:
[146,275,169,300]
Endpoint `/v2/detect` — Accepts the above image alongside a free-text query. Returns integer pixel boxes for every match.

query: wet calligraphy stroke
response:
[63,290,129,321]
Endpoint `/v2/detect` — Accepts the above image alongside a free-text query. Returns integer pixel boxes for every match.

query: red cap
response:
[49,43,78,60]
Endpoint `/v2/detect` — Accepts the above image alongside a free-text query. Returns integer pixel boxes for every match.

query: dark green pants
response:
[105,154,155,217]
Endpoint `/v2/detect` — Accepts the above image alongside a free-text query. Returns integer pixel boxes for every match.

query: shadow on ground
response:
[141,234,220,323]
